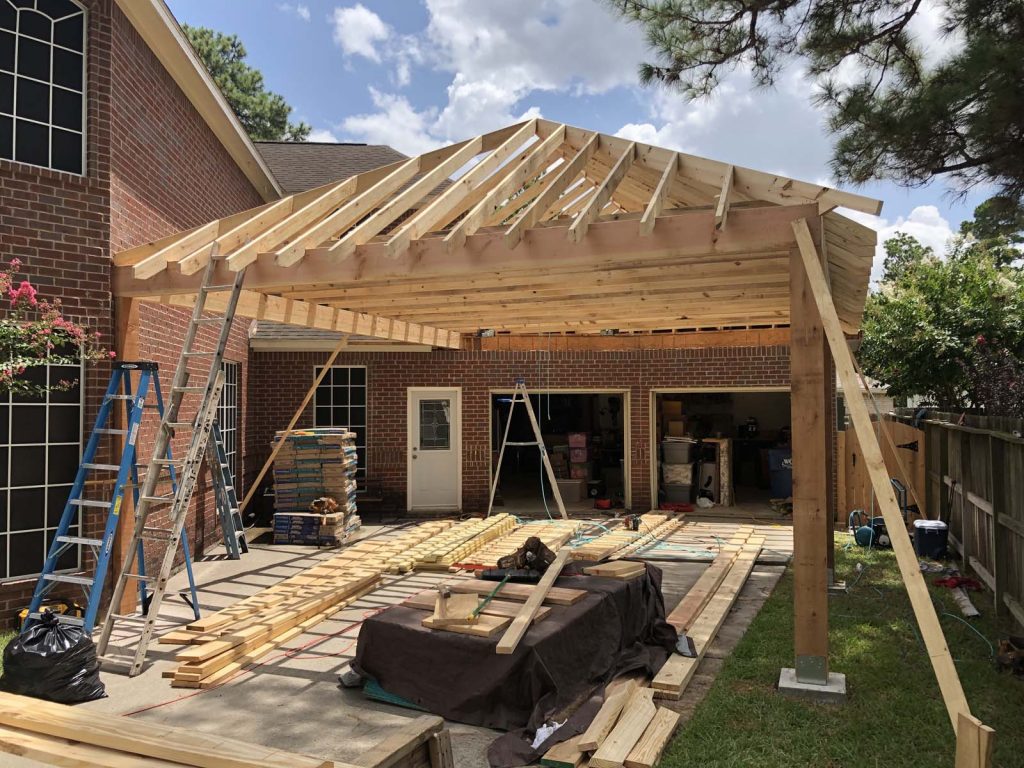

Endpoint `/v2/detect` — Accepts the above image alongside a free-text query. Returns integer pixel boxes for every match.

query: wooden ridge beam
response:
[157,290,461,349]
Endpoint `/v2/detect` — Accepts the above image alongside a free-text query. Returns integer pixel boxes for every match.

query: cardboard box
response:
[667,419,686,437]
[570,462,591,480]
[569,447,589,463]
[556,478,587,503]
[661,400,683,418]
[568,432,588,448]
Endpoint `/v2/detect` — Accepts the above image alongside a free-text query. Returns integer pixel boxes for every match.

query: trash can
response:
[914,519,949,558]
[767,448,793,498]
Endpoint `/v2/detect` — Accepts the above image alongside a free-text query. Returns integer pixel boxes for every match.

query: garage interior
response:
[654,391,792,507]
[491,392,626,515]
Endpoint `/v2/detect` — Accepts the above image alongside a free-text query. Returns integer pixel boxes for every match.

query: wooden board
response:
[0,692,337,768]
[496,549,572,654]
[665,530,751,631]
[577,679,640,751]
[422,613,511,637]
[540,733,587,768]
[403,592,552,622]
[624,707,681,768]
[430,593,480,625]
[355,716,443,768]
[583,561,646,579]
[0,723,186,767]
[447,579,587,606]
[589,688,657,768]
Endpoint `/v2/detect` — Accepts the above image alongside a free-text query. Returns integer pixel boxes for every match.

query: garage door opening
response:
[491,392,627,516]
[653,390,792,508]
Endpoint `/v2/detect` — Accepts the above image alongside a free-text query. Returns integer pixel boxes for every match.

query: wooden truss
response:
[113,119,881,343]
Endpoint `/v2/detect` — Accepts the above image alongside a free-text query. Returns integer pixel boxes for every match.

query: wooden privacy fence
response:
[837,416,927,523]
[888,409,1024,631]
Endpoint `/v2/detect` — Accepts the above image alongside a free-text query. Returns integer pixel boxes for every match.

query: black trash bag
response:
[0,612,105,703]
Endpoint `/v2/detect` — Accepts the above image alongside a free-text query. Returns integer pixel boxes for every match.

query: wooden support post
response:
[793,218,980,743]
[988,436,1006,615]
[789,243,830,684]
[113,297,140,615]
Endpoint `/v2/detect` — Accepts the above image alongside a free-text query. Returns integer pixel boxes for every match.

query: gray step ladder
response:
[209,420,248,559]
[96,254,246,676]
[487,378,568,519]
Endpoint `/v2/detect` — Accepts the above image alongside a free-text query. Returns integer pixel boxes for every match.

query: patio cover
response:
[112,119,882,346]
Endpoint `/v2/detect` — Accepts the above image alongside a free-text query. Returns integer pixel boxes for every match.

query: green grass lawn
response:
[0,630,13,676]
[662,534,1024,768]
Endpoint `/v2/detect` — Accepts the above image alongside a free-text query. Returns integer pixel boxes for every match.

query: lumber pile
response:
[0,691,344,768]
[391,514,517,572]
[167,570,381,688]
[450,519,581,570]
[651,536,763,699]
[272,427,360,545]
[542,678,680,768]
[570,514,683,561]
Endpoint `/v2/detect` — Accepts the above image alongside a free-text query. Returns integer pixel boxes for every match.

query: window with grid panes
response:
[0,0,87,175]
[313,366,366,489]
[0,361,83,581]
[217,361,240,491]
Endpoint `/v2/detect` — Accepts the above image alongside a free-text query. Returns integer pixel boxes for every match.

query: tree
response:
[880,232,933,283]
[609,1,1024,203]
[183,25,310,142]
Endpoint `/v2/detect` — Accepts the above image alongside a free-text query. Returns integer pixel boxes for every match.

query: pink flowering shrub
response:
[0,259,111,396]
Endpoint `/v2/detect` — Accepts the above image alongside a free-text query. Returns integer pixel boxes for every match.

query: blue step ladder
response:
[209,420,248,559]
[23,362,200,634]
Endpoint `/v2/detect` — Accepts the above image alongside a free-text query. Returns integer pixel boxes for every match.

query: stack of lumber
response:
[165,569,381,688]
[450,519,581,570]
[389,514,517,573]
[332,520,457,572]
[571,514,683,561]
[542,678,680,768]
[272,427,359,545]
[0,691,343,768]
[583,560,646,580]
[652,535,764,700]
[610,515,689,560]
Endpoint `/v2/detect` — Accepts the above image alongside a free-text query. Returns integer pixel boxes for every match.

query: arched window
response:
[0,0,86,175]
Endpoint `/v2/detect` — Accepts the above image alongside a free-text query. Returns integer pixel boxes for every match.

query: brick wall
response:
[247,343,798,513]
[108,2,263,577]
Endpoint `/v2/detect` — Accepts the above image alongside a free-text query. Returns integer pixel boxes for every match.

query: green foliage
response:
[182,25,310,142]
[859,222,1024,407]
[609,1,1024,203]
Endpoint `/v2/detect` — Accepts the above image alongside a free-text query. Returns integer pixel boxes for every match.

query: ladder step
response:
[43,573,93,586]
[123,573,156,582]
[70,498,112,509]
[151,459,185,467]
[83,462,121,472]
[505,441,540,446]
[165,422,195,429]
[110,613,151,624]
[183,351,217,357]
[200,284,238,291]
[141,527,174,541]
[173,386,207,394]
[96,428,128,435]
[140,495,175,505]
[193,317,224,325]
[27,612,84,627]
[105,394,135,401]
[56,535,103,547]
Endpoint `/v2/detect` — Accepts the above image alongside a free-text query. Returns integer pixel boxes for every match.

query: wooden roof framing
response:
[113,119,881,345]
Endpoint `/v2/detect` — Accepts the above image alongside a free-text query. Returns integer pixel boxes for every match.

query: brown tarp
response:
[352,562,676,764]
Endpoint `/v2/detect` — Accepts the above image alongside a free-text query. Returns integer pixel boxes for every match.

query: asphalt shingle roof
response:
[254,141,407,194]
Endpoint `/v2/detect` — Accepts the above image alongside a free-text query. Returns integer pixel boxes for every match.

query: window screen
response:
[217,361,240,491]
[0,0,86,174]
[313,366,366,488]
[0,361,83,581]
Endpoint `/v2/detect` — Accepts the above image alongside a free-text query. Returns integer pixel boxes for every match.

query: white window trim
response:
[313,365,367,489]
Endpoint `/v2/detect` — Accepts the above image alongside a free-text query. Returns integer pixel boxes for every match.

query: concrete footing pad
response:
[778,668,847,704]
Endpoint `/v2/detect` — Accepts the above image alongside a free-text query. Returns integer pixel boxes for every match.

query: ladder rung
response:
[201,284,238,291]
[123,573,156,582]
[183,351,217,357]
[193,317,224,325]
[140,495,175,505]
[83,462,121,472]
[110,613,150,624]
[505,441,540,446]
[97,655,133,668]
[173,386,207,394]
[96,428,128,435]
[165,422,194,429]
[70,499,112,509]
[105,394,135,401]
[56,535,103,547]
[44,573,93,586]
[141,527,174,541]
[28,612,84,626]
[151,459,185,467]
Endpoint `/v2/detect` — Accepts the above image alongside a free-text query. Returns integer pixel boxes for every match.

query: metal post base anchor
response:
[779,655,847,704]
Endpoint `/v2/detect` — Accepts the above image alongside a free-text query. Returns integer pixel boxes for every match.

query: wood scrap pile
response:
[0,691,343,768]
[393,514,517,572]
[162,568,381,689]
[571,514,683,561]
[450,519,581,570]
[542,678,680,768]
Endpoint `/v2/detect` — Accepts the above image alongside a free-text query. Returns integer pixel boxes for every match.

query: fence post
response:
[959,432,970,566]
[989,435,1006,616]
[939,429,950,524]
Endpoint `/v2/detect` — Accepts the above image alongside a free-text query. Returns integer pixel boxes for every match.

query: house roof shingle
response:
[254,141,407,194]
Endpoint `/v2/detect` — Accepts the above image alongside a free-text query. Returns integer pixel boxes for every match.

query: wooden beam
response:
[179,197,297,275]
[624,707,681,768]
[112,296,140,617]
[715,165,734,231]
[954,713,995,768]
[589,688,657,768]
[132,220,219,279]
[496,549,572,654]
[577,679,641,751]
[793,217,975,734]
[639,152,677,237]
[505,133,598,249]
[386,120,538,257]
[158,291,461,349]
[329,137,486,261]
[790,237,830,681]
[568,141,636,243]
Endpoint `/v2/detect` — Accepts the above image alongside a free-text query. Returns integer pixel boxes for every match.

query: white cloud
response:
[331,4,391,62]
[841,205,955,283]
[341,89,442,156]
[278,3,310,22]
[307,127,340,143]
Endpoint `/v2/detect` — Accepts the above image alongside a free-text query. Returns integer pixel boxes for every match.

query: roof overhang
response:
[115,0,283,202]
[112,119,880,345]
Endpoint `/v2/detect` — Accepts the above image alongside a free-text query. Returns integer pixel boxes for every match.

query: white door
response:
[408,389,461,511]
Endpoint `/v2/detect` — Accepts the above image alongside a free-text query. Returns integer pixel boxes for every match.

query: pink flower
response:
[9,258,21,270]
[9,280,38,308]
[108,350,117,359]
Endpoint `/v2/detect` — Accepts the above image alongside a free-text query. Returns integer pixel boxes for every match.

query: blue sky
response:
[167,0,988,276]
